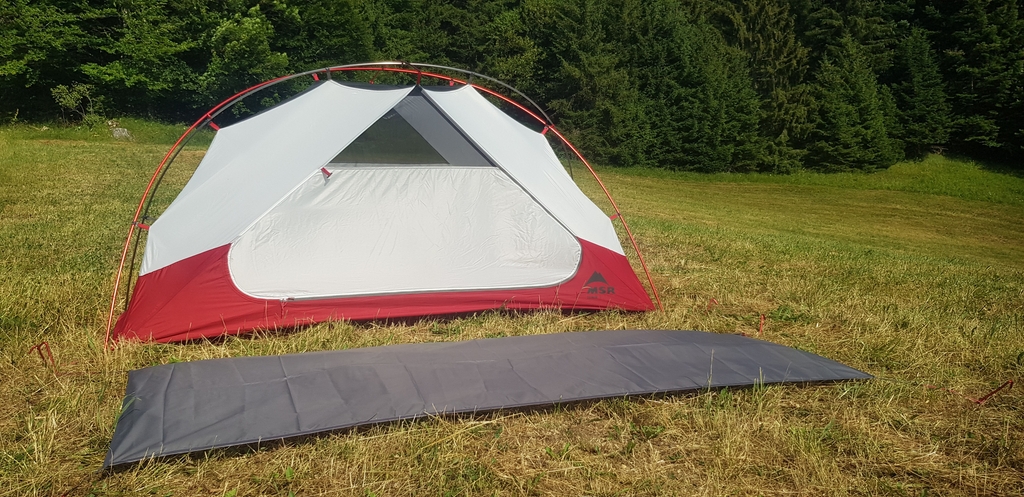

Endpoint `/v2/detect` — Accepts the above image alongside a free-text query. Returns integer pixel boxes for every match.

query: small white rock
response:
[112,127,132,140]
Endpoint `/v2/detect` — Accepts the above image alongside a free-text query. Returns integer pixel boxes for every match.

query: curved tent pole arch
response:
[103,62,664,347]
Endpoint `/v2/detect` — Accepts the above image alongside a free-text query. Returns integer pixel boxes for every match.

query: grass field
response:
[1,122,1022,496]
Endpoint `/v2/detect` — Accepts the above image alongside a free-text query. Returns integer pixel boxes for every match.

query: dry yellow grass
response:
[1,125,1021,495]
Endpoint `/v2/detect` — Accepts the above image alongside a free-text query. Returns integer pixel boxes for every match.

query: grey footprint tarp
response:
[104,329,871,468]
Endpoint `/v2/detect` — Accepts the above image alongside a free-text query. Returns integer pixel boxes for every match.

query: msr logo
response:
[584,271,615,295]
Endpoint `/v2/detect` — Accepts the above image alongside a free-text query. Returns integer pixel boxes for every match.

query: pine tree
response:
[807,37,902,171]
[796,0,899,74]
[542,0,638,166]
[944,0,1024,157]
[731,0,811,172]
[891,28,950,156]
[651,20,767,172]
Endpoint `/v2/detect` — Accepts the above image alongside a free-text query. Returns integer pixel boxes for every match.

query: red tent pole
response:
[106,64,664,347]
[103,122,200,348]
[103,75,294,347]
[546,128,664,312]
[338,66,663,311]
[332,68,663,310]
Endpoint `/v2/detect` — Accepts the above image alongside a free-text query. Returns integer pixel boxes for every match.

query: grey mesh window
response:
[331,91,491,167]
[331,110,448,164]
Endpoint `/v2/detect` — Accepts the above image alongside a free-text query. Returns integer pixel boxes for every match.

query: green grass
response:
[611,154,1024,205]
[1,124,1022,495]
[3,117,215,146]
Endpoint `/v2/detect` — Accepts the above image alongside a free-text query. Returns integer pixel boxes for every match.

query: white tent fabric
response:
[116,78,658,343]
[227,166,581,298]
[140,82,413,275]
[424,86,625,255]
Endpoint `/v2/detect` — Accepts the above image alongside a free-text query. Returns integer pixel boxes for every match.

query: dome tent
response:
[106,63,661,344]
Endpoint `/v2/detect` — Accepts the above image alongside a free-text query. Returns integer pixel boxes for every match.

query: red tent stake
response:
[28,342,58,373]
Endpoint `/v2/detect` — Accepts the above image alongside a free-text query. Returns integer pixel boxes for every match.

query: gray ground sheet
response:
[105,329,871,468]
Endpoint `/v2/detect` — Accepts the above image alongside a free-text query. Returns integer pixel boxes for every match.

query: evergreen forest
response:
[3,0,1022,172]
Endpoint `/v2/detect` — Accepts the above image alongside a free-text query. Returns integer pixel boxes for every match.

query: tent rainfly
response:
[108,64,659,343]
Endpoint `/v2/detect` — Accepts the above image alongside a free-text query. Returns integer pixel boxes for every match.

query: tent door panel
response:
[227,166,582,299]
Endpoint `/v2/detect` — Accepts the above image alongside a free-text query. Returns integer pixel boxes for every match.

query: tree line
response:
[2,0,1022,172]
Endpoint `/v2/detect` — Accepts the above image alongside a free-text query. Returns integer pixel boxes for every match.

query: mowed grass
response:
[1,122,1022,496]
